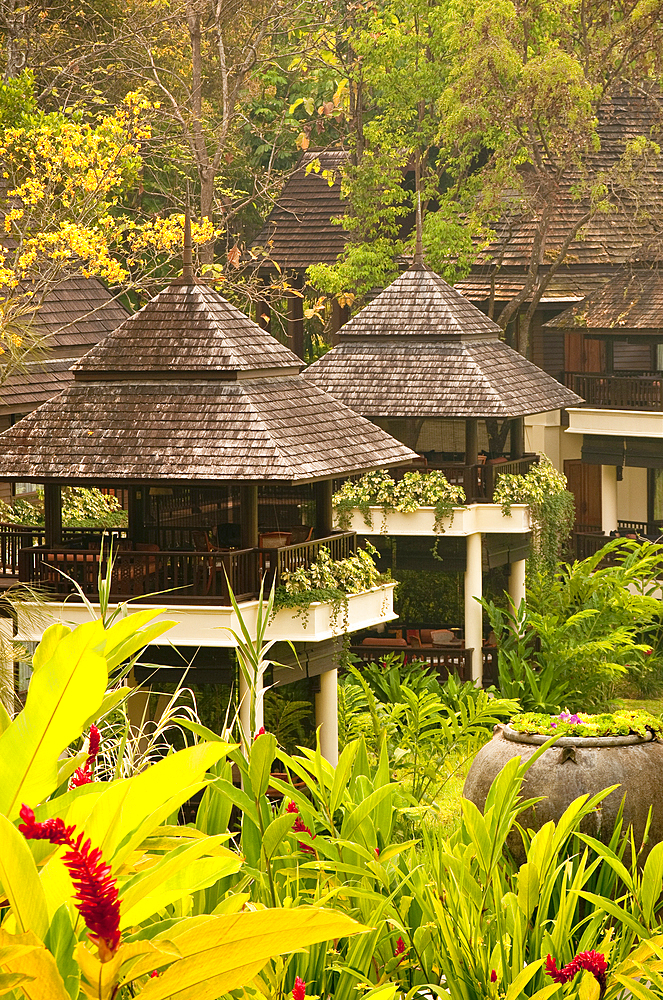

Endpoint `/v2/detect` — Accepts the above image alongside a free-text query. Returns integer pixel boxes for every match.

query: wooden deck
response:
[14,531,357,605]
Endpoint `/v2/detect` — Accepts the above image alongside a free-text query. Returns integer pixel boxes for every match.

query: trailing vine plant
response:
[493,456,575,575]
[272,542,391,632]
[333,469,466,534]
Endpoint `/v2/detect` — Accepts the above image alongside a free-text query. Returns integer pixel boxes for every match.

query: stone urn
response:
[464,724,663,860]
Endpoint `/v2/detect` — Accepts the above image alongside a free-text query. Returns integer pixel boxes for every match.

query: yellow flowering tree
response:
[0,75,214,382]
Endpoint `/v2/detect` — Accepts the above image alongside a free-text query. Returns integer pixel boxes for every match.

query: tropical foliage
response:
[333,469,466,533]
[494,457,575,574]
[0,488,127,528]
[510,710,663,739]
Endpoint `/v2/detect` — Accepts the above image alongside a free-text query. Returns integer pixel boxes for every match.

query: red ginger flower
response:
[19,804,121,961]
[70,725,102,789]
[253,726,266,740]
[490,970,497,983]
[286,801,316,854]
[546,951,607,992]
[292,977,306,1000]
[394,937,406,957]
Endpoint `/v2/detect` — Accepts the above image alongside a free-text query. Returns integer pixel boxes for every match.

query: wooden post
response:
[240,484,259,549]
[510,417,525,460]
[464,418,479,502]
[465,418,479,465]
[44,484,62,547]
[330,299,349,346]
[314,480,334,538]
[287,274,305,360]
[128,487,146,545]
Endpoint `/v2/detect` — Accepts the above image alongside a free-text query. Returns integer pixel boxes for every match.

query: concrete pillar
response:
[240,484,259,549]
[315,668,338,765]
[464,532,483,686]
[601,465,618,535]
[509,558,527,612]
[0,617,14,717]
[238,661,263,745]
[314,480,334,538]
[44,483,62,547]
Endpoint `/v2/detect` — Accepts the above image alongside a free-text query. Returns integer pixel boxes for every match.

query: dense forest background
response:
[2,0,663,358]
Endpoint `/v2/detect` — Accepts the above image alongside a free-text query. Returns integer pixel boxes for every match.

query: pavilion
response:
[304,261,582,681]
[0,253,416,760]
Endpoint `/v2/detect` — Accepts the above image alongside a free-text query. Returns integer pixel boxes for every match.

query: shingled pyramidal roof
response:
[0,278,416,484]
[544,268,663,332]
[304,264,583,418]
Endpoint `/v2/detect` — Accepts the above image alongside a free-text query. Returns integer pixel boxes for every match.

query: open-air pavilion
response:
[305,262,582,682]
[0,259,416,760]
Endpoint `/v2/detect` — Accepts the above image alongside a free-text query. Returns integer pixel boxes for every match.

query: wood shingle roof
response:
[75,281,300,376]
[0,277,416,483]
[304,265,582,417]
[544,269,663,331]
[254,150,349,270]
[456,90,663,303]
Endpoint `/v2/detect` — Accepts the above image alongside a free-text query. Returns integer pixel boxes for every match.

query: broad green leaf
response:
[642,842,663,925]
[330,740,359,814]
[613,975,661,1000]
[340,784,398,842]
[80,686,131,731]
[248,732,277,798]
[77,938,181,1000]
[0,929,70,1000]
[263,812,297,860]
[576,891,649,937]
[0,971,34,994]
[529,985,563,1000]
[127,908,367,998]
[0,701,11,736]
[0,621,109,819]
[505,959,544,1000]
[119,836,241,927]
[44,905,79,1000]
[578,971,600,1000]
[93,610,176,672]
[517,861,539,919]
[0,813,48,938]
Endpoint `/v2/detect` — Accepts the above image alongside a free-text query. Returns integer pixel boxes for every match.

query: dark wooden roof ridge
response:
[336,264,504,341]
[74,279,302,377]
[543,267,663,330]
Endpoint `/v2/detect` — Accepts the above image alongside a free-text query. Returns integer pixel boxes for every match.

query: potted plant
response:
[464,709,663,860]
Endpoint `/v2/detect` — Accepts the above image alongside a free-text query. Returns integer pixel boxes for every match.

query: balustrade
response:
[565,372,663,411]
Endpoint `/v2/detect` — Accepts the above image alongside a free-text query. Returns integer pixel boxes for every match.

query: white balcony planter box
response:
[337,503,530,537]
[16,583,398,648]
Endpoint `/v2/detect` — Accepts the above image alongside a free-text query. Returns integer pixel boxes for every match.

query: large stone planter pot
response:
[464,724,663,860]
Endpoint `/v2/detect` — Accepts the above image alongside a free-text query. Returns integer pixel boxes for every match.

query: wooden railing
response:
[267,531,356,587]
[572,521,663,561]
[564,372,663,411]
[434,455,539,502]
[350,644,498,685]
[0,525,125,576]
[17,531,358,605]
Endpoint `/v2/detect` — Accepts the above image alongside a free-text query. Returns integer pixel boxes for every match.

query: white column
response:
[464,532,483,686]
[315,668,338,766]
[0,617,14,717]
[238,666,263,745]
[508,558,527,612]
[601,465,618,535]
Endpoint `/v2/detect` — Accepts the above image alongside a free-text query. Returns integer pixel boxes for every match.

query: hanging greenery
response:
[333,469,466,533]
[0,486,127,528]
[493,457,575,575]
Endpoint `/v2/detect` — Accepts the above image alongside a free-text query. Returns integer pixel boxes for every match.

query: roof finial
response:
[413,188,424,266]
[182,207,194,283]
